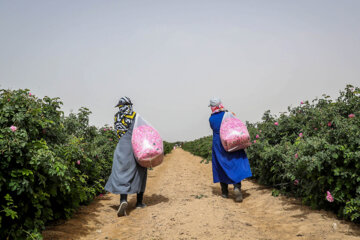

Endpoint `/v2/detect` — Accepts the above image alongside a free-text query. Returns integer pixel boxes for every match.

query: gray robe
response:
[105,119,147,194]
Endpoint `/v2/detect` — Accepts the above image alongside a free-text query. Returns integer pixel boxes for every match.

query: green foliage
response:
[245,85,360,222]
[163,141,175,155]
[183,136,212,164]
[183,85,360,223]
[0,89,117,239]
[163,141,184,155]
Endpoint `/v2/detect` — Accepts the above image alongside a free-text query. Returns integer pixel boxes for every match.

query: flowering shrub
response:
[246,85,360,222]
[0,89,117,239]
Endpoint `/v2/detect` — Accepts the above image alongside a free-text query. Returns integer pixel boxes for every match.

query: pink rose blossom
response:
[274,122,279,126]
[294,179,299,185]
[76,160,81,165]
[7,99,10,102]
[299,133,303,138]
[29,93,32,96]
[328,122,332,127]
[295,153,298,159]
[348,114,355,118]
[10,126,17,132]
[326,191,334,202]
[256,134,259,139]
[103,128,107,131]
[253,140,257,143]
[301,101,304,104]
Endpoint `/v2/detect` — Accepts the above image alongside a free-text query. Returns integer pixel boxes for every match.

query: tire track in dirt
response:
[43,149,360,240]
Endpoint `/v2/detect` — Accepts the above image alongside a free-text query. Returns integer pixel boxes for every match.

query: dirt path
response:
[43,149,360,240]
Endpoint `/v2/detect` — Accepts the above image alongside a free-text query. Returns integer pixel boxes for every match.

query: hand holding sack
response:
[131,114,164,168]
[220,112,251,152]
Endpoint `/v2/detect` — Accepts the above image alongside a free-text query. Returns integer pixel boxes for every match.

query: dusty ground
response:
[43,149,360,240]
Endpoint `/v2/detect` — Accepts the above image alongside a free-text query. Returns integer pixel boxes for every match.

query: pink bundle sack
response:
[220,112,251,152]
[131,114,164,168]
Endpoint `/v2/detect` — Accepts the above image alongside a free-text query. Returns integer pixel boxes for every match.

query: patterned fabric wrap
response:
[114,97,136,139]
[220,112,252,152]
[211,104,226,114]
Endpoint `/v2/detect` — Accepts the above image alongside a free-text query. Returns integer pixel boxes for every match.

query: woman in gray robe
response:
[105,97,147,217]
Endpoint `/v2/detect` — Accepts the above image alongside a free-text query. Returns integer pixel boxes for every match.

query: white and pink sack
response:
[131,114,164,168]
[220,112,251,152]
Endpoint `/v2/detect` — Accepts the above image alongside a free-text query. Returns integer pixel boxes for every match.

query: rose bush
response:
[0,89,114,239]
[246,85,360,222]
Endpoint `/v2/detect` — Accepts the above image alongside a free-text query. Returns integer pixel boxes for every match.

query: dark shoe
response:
[117,201,128,217]
[136,203,147,209]
[234,187,243,202]
[221,193,229,199]
[220,182,229,199]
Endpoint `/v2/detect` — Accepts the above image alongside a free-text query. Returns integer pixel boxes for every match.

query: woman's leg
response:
[220,182,229,198]
[233,182,243,202]
[233,182,241,190]
[118,194,128,217]
[120,194,128,203]
[136,192,146,208]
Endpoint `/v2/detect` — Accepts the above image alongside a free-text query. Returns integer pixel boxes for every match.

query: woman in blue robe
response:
[209,97,252,202]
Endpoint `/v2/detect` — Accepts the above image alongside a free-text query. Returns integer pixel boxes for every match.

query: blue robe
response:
[209,111,252,184]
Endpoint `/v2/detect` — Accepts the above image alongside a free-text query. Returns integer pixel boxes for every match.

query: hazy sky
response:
[1,0,359,141]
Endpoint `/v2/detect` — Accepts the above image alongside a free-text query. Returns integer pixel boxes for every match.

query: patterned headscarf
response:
[211,103,226,114]
[114,97,136,139]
